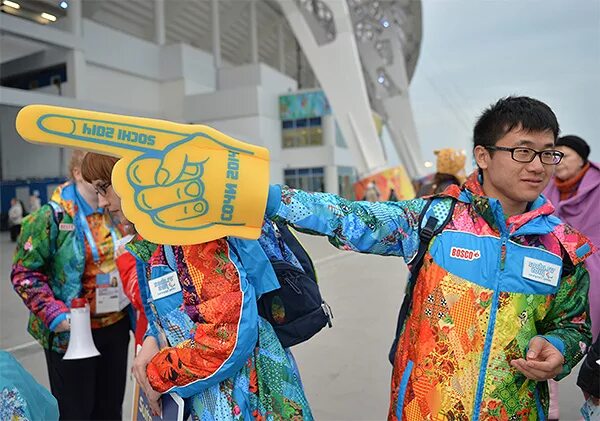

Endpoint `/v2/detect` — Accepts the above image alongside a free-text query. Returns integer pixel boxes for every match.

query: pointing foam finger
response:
[16,105,195,157]
[135,180,206,211]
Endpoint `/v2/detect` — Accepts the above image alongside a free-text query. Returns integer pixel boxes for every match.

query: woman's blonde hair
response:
[68,150,87,179]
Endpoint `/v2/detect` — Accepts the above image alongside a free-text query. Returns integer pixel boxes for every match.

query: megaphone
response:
[63,298,100,360]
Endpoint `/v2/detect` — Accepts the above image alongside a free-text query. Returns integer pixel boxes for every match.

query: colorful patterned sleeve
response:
[267,185,427,261]
[145,242,258,397]
[537,263,592,380]
[10,206,69,330]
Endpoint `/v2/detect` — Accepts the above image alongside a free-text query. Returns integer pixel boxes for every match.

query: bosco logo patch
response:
[450,246,481,261]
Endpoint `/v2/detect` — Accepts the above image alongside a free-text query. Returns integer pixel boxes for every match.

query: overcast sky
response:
[409,0,600,169]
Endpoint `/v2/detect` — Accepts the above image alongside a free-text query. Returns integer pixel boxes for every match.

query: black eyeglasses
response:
[94,181,111,197]
[484,146,564,165]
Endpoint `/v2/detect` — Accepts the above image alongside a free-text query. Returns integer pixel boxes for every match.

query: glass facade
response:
[337,166,358,199]
[284,167,325,192]
[282,117,323,148]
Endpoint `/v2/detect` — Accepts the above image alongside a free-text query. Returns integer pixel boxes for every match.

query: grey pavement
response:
[0,231,586,420]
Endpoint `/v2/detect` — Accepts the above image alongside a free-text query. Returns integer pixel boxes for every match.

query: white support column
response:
[277,0,387,176]
[249,0,259,64]
[325,165,339,194]
[65,0,82,37]
[278,21,286,73]
[355,33,425,177]
[154,0,166,45]
[64,49,86,99]
[63,0,85,100]
[212,0,222,69]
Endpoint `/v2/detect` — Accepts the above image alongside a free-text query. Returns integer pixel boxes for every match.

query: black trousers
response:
[44,314,130,421]
[10,224,21,241]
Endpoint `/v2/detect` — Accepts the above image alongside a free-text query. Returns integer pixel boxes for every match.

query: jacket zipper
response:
[472,231,508,420]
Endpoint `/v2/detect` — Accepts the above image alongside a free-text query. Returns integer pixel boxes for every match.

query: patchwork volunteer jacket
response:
[11,182,121,353]
[128,221,313,420]
[266,171,594,420]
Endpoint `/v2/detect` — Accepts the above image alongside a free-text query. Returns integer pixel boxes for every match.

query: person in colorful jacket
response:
[0,350,59,421]
[81,152,313,420]
[10,151,130,420]
[263,96,595,420]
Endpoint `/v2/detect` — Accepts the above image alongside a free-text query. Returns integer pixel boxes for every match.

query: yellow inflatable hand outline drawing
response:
[16,105,270,245]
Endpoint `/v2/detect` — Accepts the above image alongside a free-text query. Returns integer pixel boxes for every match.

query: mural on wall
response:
[279,91,332,120]
[353,165,415,202]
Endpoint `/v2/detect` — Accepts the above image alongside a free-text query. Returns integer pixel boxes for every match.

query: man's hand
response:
[510,336,564,381]
[133,336,161,416]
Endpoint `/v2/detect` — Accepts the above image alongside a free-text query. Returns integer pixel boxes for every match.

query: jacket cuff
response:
[144,323,159,341]
[266,185,282,218]
[540,335,565,355]
[48,312,69,332]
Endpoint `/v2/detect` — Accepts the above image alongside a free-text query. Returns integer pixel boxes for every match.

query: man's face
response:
[475,127,556,212]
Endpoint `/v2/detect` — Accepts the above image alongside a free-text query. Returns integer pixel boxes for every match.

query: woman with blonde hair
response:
[11,150,130,420]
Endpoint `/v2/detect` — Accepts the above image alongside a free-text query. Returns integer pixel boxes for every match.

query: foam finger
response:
[136,181,206,211]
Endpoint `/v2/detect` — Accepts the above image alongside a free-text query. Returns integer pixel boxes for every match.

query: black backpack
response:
[389,197,455,363]
[258,222,333,348]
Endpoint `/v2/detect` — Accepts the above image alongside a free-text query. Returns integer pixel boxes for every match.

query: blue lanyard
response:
[164,245,177,271]
[74,192,117,264]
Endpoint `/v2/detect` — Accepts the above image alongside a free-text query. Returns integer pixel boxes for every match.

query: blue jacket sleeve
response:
[266,185,427,262]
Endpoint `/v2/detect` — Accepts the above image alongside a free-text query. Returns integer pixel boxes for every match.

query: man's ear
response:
[473,145,490,170]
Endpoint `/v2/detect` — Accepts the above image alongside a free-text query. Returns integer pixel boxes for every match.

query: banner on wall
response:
[353,165,415,202]
[279,91,331,120]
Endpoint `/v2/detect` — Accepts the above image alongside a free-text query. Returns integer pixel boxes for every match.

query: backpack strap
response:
[47,201,64,225]
[47,201,64,254]
[274,221,317,282]
[388,196,456,364]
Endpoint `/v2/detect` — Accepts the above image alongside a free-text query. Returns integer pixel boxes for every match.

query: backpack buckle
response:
[420,216,439,242]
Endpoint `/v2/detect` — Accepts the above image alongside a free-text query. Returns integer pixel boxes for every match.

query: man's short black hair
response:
[473,96,560,148]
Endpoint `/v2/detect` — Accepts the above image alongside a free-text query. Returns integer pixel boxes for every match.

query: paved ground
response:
[0,231,587,420]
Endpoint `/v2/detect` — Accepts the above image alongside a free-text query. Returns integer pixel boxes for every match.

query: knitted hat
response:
[556,135,590,162]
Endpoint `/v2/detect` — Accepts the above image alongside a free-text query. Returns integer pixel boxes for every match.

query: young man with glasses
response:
[262,96,594,419]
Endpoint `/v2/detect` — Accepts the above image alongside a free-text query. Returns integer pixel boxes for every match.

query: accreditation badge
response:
[95,269,129,313]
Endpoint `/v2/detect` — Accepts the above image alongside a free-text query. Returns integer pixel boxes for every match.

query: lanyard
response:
[74,191,117,264]
[164,245,177,271]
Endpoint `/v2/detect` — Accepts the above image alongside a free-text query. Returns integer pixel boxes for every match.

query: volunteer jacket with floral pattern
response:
[128,221,313,420]
[265,172,594,421]
[11,182,119,353]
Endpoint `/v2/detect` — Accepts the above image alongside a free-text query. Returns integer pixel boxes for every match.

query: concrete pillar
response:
[154,0,166,45]
[212,0,222,69]
[249,0,258,63]
[65,0,82,37]
[278,21,286,73]
[64,49,86,99]
[325,165,339,194]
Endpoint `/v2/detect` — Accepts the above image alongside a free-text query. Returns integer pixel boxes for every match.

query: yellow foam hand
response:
[16,105,270,245]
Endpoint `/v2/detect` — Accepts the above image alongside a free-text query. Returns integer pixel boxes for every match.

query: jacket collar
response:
[447,170,557,235]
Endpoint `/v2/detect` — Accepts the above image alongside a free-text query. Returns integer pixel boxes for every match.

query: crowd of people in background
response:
[3,96,599,420]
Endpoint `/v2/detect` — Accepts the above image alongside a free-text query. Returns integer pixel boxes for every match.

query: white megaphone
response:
[63,298,100,360]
